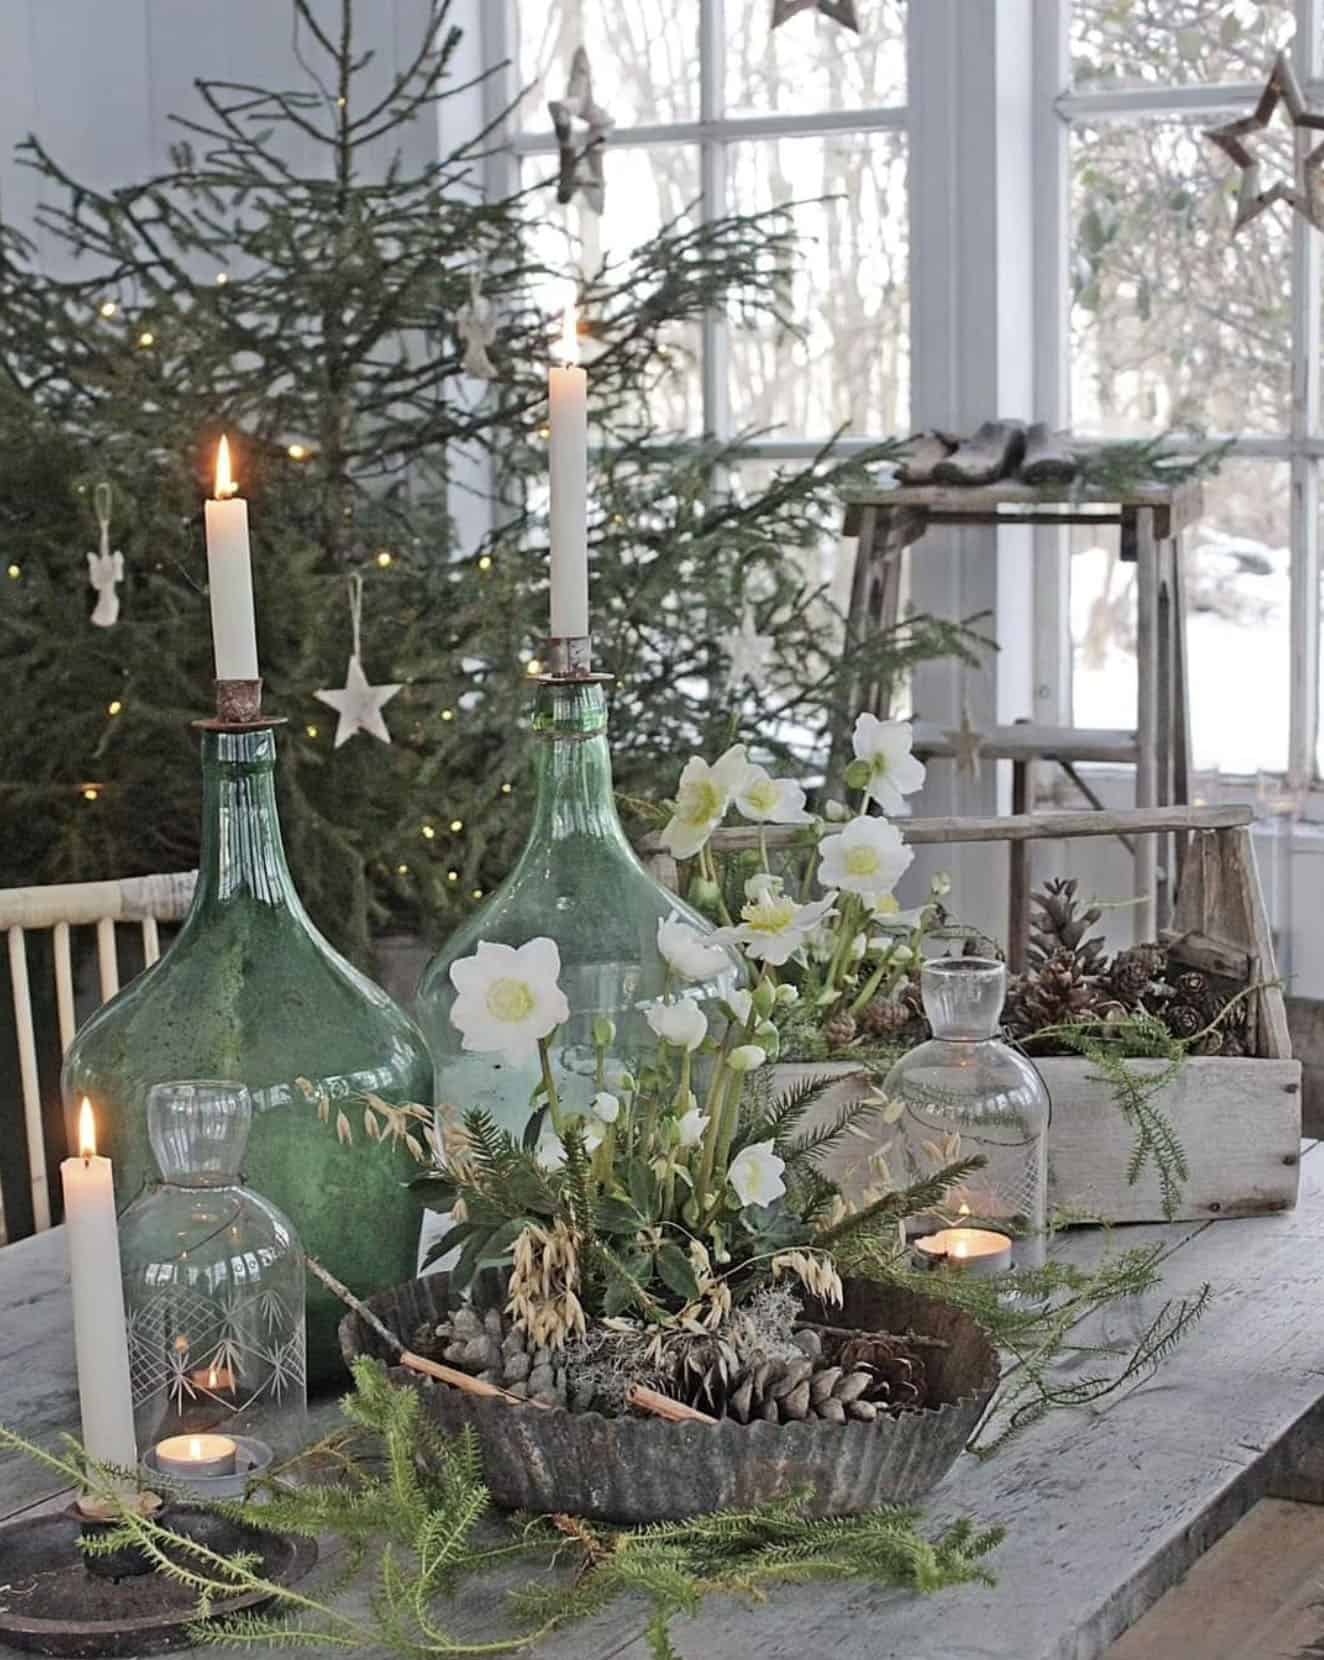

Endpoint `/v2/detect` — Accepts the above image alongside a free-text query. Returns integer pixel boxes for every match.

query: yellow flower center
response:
[682,778,725,825]
[845,845,881,878]
[744,778,779,814]
[486,977,536,1023]
[743,895,798,935]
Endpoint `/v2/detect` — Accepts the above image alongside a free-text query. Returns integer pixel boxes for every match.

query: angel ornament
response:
[87,481,124,628]
[457,270,498,380]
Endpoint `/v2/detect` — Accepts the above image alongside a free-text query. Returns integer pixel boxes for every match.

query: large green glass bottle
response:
[63,726,434,1381]
[417,675,740,1143]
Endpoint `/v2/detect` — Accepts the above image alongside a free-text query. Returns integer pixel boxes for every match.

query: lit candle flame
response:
[214,434,238,499]
[189,1437,204,1460]
[78,1098,97,1160]
[958,1203,970,1218]
[207,1365,220,1389]
[950,1238,969,1259]
[555,300,579,368]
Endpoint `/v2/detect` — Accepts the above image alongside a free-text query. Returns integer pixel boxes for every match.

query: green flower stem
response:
[759,828,770,872]
[538,1037,564,1137]
[672,1048,693,1115]
[700,841,736,927]
[693,1030,737,1210]
[822,895,861,999]
[848,953,889,1018]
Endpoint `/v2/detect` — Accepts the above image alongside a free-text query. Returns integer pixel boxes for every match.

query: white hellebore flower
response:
[734,765,812,826]
[745,871,783,903]
[728,1142,787,1208]
[676,1107,710,1149]
[852,714,927,815]
[728,1044,767,1073]
[646,997,708,1052]
[818,816,913,902]
[582,1119,606,1153]
[660,745,753,859]
[449,938,570,1065]
[725,988,754,1026]
[721,613,775,691]
[657,911,729,983]
[716,891,837,967]
[590,1091,621,1124]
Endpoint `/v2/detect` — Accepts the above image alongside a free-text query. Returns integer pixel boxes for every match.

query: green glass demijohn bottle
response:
[63,722,434,1382]
[417,664,741,1147]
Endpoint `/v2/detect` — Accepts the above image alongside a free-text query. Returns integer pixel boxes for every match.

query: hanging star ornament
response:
[316,653,402,748]
[1205,50,1324,234]
[548,46,614,213]
[771,0,859,32]
[945,705,985,781]
[316,574,401,747]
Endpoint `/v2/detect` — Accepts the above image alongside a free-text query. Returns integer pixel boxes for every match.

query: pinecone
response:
[429,1306,568,1407]
[1010,950,1103,1030]
[1027,878,1107,975]
[859,997,911,1038]
[1221,1033,1247,1057]
[1173,970,1210,1003]
[719,1328,924,1425]
[1164,1002,1203,1040]
[825,1011,858,1050]
[1107,942,1167,1004]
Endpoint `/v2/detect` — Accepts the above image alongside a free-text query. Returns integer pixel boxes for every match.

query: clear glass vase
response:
[417,678,741,1143]
[118,1081,306,1463]
[62,727,435,1380]
[882,958,1049,1270]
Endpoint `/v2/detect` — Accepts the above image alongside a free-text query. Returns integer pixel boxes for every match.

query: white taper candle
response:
[204,435,260,680]
[548,304,589,638]
[61,1100,138,1478]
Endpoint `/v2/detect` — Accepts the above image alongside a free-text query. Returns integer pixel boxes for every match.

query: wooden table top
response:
[4,1145,1323,1660]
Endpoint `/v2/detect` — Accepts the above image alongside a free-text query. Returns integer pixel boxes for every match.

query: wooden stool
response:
[836,480,1205,950]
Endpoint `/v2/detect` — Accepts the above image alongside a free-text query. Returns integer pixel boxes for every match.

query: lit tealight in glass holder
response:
[154,1434,238,1481]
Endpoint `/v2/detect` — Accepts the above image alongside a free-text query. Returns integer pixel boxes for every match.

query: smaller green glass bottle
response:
[417,672,740,1142]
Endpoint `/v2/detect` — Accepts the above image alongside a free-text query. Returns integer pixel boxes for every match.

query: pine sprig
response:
[814,1156,987,1251]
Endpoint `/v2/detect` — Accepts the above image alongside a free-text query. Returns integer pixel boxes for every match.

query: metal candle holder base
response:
[0,1499,316,1656]
[539,635,611,684]
[192,678,288,733]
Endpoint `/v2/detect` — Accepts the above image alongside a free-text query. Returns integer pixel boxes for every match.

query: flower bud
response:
[689,875,723,915]
[775,983,799,1007]
[930,871,953,897]
[728,1044,767,1074]
[849,934,867,962]
[844,759,871,791]
[591,1015,616,1050]
[755,1021,781,1061]
[823,799,850,822]
[752,978,776,1020]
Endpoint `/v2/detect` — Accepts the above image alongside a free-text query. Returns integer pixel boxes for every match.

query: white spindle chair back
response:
[0,873,196,1242]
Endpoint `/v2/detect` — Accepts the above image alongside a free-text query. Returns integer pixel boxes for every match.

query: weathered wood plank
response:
[840,478,1202,515]
[770,1058,1302,1225]
[638,805,1256,865]
[1037,1056,1302,1224]
[911,720,1139,765]
[1101,1499,1324,1660]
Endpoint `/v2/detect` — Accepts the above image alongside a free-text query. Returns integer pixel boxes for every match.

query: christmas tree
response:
[0,0,973,966]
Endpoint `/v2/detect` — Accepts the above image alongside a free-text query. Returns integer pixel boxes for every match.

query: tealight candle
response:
[154,1433,238,1480]
[189,1362,237,1395]
[915,1225,1013,1279]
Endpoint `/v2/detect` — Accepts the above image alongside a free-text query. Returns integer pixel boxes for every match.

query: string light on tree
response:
[138,330,154,347]
[7,564,20,580]
[288,443,308,461]
[107,700,123,717]
[449,819,463,833]
[421,825,436,840]
[98,300,117,318]
[477,555,492,571]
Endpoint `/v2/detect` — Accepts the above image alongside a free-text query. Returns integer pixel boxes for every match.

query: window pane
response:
[728,133,909,436]
[1071,120,1291,436]
[724,0,905,119]
[515,1,699,131]
[520,149,703,434]
[1071,2,1293,92]
[1071,460,1290,775]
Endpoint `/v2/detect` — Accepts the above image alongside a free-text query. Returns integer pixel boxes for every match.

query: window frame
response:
[1045,0,1323,794]
[483,0,908,462]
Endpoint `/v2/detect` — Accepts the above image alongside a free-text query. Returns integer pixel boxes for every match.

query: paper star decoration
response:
[457,270,498,379]
[548,46,614,213]
[721,614,775,690]
[771,0,860,32]
[316,654,402,748]
[945,706,984,781]
[1205,50,1324,234]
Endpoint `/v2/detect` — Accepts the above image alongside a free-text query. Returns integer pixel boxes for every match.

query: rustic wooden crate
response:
[643,804,1302,1224]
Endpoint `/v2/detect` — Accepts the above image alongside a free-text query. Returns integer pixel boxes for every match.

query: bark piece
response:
[1019,421,1078,486]
[896,428,958,485]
